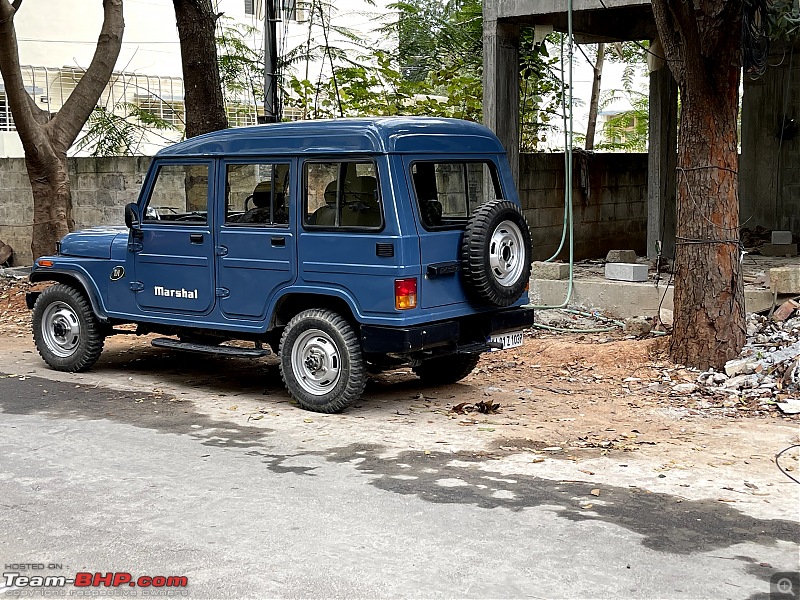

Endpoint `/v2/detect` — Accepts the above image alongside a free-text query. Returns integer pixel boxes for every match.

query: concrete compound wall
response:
[1,153,650,266]
[519,152,648,261]
[0,156,152,265]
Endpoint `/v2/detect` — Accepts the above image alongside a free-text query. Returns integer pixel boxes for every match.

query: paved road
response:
[0,371,798,600]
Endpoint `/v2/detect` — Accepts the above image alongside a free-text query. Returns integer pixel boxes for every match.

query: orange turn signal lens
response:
[395,277,417,310]
[38,259,53,267]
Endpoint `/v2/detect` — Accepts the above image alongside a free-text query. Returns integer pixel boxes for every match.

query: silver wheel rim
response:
[489,219,525,286]
[41,301,81,358]
[291,328,342,396]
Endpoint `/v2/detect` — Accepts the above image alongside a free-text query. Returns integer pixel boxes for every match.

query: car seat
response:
[237,181,272,224]
[341,175,380,227]
[312,180,338,226]
[412,169,443,227]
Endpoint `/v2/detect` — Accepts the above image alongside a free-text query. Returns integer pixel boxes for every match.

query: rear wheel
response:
[412,353,480,386]
[32,283,104,372]
[279,309,366,413]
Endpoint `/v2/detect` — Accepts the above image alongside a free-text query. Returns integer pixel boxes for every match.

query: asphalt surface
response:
[0,373,798,600]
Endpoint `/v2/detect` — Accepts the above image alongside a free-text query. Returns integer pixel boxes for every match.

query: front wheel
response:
[32,283,105,372]
[278,309,366,413]
[412,353,480,386]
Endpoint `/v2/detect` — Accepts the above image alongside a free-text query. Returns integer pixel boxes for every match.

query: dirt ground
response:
[2,276,799,520]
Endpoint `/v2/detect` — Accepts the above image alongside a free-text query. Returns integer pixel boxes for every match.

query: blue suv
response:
[28,117,534,412]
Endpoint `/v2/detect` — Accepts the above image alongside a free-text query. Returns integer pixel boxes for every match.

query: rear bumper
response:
[360,307,535,354]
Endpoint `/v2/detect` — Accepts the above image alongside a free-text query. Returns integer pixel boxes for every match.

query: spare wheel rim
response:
[488,219,526,286]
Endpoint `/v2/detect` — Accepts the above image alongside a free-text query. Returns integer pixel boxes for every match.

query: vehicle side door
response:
[216,159,297,320]
[132,160,216,314]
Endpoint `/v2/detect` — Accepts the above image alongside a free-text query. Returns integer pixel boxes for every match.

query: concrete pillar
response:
[483,18,520,185]
[646,65,678,259]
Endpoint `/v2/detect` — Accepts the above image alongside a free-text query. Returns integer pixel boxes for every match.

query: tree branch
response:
[0,0,48,149]
[49,0,124,153]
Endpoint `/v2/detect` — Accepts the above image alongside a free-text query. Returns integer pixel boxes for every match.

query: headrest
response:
[324,180,338,205]
[252,181,271,208]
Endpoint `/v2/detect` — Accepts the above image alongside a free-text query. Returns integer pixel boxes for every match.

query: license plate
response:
[488,330,524,351]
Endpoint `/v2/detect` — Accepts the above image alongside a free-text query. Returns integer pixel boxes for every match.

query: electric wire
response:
[775,444,800,485]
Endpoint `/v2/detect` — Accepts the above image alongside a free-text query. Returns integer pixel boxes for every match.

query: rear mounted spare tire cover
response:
[460,199,532,307]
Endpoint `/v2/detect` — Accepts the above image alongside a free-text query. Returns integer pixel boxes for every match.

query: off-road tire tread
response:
[278,308,366,413]
[461,199,532,307]
[32,283,105,372]
[412,353,480,385]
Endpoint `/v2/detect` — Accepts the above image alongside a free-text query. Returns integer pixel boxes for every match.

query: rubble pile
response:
[672,312,800,415]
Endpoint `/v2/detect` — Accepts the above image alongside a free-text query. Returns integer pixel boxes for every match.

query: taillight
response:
[395,278,417,310]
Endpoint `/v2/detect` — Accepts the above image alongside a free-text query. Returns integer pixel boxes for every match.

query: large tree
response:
[651,0,745,369]
[0,0,124,259]
[173,0,227,137]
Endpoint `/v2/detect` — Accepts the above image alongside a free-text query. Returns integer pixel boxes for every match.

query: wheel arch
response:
[29,270,109,322]
[270,291,359,330]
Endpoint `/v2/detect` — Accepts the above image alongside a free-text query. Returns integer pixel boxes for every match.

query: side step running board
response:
[151,337,271,358]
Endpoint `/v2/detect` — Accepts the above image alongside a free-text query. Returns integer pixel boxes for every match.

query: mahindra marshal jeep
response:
[28,117,534,413]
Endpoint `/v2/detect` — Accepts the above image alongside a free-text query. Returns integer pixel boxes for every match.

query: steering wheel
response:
[244,194,254,211]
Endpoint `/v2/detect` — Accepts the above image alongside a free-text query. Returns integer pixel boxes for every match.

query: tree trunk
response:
[652,0,745,369]
[585,42,604,150]
[173,0,227,137]
[26,143,74,260]
[0,0,124,260]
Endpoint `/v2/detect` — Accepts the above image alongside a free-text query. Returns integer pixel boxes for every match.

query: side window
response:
[225,163,290,227]
[143,164,209,225]
[303,161,382,229]
[411,161,502,229]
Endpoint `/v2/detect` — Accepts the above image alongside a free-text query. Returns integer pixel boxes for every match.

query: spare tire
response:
[461,199,532,307]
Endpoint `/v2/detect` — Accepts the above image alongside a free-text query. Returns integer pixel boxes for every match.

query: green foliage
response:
[749,0,800,40]
[594,82,648,152]
[74,102,178,157]
[217,17,264,107]
[588,43,650,152]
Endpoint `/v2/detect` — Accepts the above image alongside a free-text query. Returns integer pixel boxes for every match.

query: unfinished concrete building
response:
[483,0,800,262]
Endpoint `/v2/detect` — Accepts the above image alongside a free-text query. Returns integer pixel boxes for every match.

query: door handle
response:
[189,234,204,244]
[271,236,286,247]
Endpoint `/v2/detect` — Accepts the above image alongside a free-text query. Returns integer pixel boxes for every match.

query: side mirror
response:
[124,203,140,229]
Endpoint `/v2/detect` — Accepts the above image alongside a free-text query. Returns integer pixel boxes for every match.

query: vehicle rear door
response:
[404,157,505,309]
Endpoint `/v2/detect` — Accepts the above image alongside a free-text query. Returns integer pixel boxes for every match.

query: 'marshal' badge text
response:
[154,286,198,299]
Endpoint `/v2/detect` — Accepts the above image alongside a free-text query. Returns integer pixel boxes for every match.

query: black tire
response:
[278,308,366,413]
[32,283,105,372]
[412,353,480,386]
[461,199,532,307]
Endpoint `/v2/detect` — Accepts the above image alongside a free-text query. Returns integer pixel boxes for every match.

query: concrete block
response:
[772,230,793,245]
[605,262,648,282]
[531,261,569,280]
[770,266,800,294]
[760,243,798,257]
[606,249,638,263]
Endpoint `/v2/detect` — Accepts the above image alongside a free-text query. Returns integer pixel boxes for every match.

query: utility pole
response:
[264,0,279,122]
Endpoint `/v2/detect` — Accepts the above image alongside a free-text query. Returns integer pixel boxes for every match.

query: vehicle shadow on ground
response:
[90,343,469,408]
